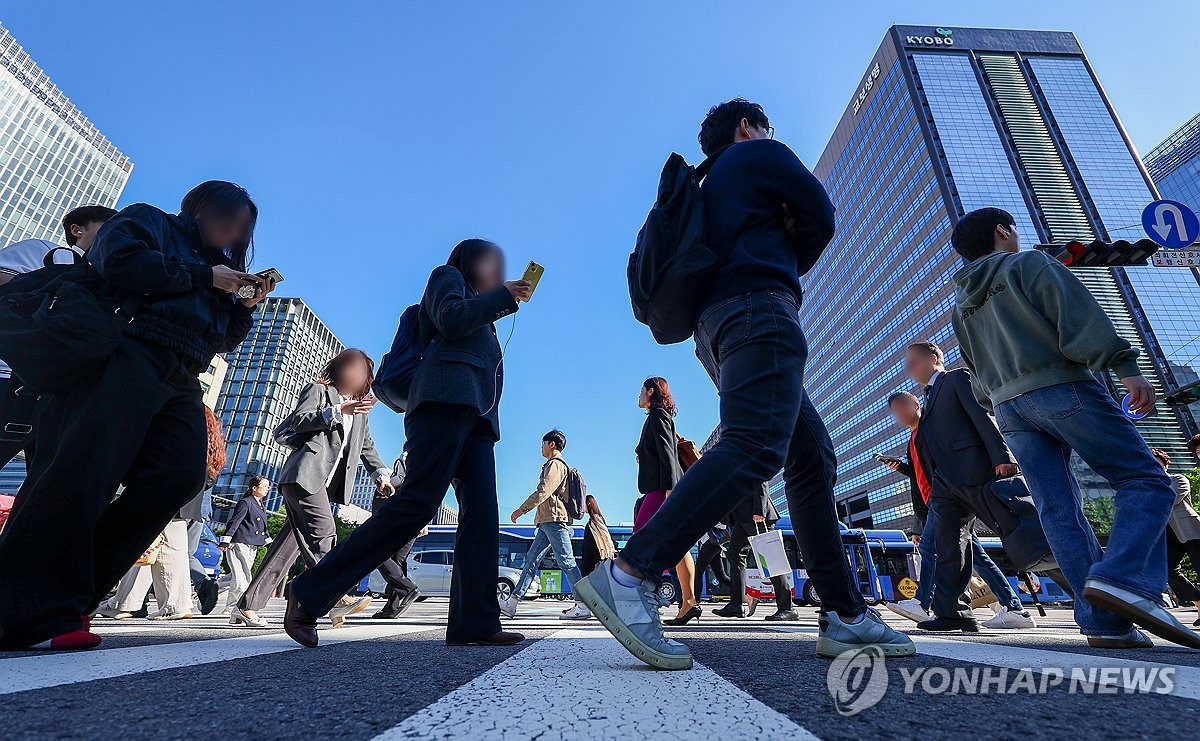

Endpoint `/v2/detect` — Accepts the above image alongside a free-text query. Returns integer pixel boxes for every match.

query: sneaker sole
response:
[574,579,693,671]
[816,635,916,659]
[1082,584,1200,650]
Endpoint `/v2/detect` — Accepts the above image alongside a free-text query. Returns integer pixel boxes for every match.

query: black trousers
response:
[1167,531,1200,603]
[292,403,500,643]
[0,376,36,472]
[693,537,731,600]
[929,482,988,620]
[372,494,418,605]
[238,482,338,612]
[728,523,794,611]
[0,339,205,647]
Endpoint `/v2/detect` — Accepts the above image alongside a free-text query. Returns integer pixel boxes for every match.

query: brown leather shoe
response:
[446,630,525,647]
[283,583,319,648]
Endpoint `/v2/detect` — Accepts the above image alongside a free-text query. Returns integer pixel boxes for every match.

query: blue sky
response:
[5,2,1198,523]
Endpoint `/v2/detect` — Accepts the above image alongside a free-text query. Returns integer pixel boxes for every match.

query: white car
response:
[404,549,539,600]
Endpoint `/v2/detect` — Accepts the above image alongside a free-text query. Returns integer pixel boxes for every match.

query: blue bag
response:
[374,304,434,414]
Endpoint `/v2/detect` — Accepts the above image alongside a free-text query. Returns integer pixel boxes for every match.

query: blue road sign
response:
[1142,199,1199,249]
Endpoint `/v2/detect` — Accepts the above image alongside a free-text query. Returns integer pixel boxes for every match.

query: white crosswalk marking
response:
[0,624,431,695]
[373,628,821,740]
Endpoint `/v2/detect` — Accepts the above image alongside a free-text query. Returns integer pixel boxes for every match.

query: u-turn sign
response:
[1142,199,1199,249]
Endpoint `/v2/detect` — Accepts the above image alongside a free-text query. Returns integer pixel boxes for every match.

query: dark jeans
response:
[693,537,731,600]
[372,494,418,604]
[619,290,866,618]
[0,339,205,647]
[1167,532,1200,603]
[239,482,338,612]
[291,403,501,643]
[930,484,992,620]
[729,523,794,611]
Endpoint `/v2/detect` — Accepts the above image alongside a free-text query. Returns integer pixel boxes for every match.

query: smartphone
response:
[520,261,544,302]
[257,267,285,283]
[873,453,901,465]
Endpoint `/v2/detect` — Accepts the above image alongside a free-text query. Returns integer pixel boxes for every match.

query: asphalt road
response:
[2,598,1198,739]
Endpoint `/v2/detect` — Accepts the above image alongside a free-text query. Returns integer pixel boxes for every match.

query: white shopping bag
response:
[748,527,790,579]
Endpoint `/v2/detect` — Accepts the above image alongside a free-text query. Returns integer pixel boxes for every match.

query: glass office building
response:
[1145,112,1200,221]
[795,25,1199,530]
[0,23,131,247]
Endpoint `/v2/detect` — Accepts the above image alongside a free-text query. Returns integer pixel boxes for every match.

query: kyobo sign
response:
[906,27,955,46]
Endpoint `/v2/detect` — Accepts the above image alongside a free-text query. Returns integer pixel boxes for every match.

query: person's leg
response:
[186,519,207,589]
[238,521,301,613]
[109,565,153,613]
[225,543,256,610]
[445,422,502,643]
[770,574,795,611]
[915,506,939,611]
[149,521,194,616]
[544,522,583,588]
[929,493,974,621]
[290,404,477,617]
[720,527,751,616]
[1166,532,1200,604]
[512,527,551,599]
[280,483,337,569]
[693,539,718,601]
[971,533,1022,612]
[673,551,698,616]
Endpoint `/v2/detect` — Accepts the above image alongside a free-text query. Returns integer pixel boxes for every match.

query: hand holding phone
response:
[518,261,545,302]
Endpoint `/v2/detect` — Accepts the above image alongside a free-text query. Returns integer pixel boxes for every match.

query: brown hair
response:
[205,407,227,484]
[1150,448,1171,468]
[586,494,603,518]
[643,376,677,417]
[319,349,375,400]
[1188,435,1200,457]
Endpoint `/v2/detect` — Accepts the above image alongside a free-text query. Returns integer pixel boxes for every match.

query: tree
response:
[1082,496,1116,536]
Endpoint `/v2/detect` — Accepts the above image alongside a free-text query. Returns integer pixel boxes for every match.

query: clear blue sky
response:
[5,2,1198,523]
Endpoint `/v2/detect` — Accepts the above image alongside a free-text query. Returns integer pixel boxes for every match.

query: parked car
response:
[193,524,223,578]
[391,549,538,600]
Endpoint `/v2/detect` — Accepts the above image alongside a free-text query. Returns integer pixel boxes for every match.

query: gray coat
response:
[1168,473,1200,543]
[276,383,389,504]
[409,265,519,440]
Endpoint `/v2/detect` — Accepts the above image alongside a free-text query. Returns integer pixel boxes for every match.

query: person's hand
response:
[995,463,1020,478]
[339,397,376,416]
[377,479,395,497]
[212,265,262,296]
[1121,375,1155,416]
[510,511,520,524]
[883,460,901,472]
[239,273,277,308]
[505,280,532,302]
[218,544,229,552]
[912,534,921,546]
[752,514,765,523]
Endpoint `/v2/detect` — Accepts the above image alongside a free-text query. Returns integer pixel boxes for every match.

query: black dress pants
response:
[1167,531,1200,603]
[372,494,418,604]
[238,481,338,612]
[693,536,731,600]
[929,482,987,620]
[291,403,500,643]
[0,339,205,647]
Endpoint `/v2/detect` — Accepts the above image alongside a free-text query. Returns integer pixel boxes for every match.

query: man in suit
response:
[713,482,798,621]
[904,341,1034,632]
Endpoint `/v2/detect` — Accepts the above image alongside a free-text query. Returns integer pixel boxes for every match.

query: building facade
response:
[0,23,131,247]
[793,25,1200,530]
[1145,112,1200,216]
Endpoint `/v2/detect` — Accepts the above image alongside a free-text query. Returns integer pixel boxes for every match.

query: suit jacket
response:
[915,368,1015,490]
[725,482,780,528]
[1168,473,1200,542]
[409,265,518,441]
[276,383,388,504]
[636,408,682,494]
[895,460,928,535]
[221,494,270,546]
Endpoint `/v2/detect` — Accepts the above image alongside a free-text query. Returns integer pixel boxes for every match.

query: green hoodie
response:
[951,250,1141,410]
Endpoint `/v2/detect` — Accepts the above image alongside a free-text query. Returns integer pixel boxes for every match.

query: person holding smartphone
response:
[283,239,530,648]
[0,181,273,651]
[232,349,393,628]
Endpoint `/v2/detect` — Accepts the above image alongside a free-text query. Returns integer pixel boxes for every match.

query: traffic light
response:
[1036,239,1159,267]
[1163,380,1200,407]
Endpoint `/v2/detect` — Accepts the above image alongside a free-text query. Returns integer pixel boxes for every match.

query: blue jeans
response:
[618,291,866,617]
[915,507,939,609]
[917,503,1021,613]
[994,380,1175,635]
[513,522,582,598]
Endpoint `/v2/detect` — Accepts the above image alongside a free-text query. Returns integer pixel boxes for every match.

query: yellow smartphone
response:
[520,261,545,301]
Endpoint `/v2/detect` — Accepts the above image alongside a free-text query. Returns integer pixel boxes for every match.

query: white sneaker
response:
[498,594,519,619]
[982,607,1036,629]
[560,603,592,620]
[885,598,929,623]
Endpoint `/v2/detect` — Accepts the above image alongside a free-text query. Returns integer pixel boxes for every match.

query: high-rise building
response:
[0,23,131,247]
[212,297,349,516]
[1145,112,1200,215]
[788,25,1200,529]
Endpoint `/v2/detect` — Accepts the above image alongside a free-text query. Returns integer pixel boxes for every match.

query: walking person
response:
[581,494,616,578]
[575,100,913,669]
[220,476,272,617]
[693,525,733,604]
[0,182,271,651]
[184,406,228,616]
[712,482,798,622]
[1151,448,1200,626]
[283,239,531,648]
[950,207,1199,649]
[632,378,701,625]
[232,349,394,628]
[502,429,589,620]
[372,452,424,620]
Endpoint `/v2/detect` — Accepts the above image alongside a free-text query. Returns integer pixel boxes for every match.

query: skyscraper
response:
[0,23,131,246]
[212,297,351,516]
[1145,112,1200,215]
[795,25,1200,529]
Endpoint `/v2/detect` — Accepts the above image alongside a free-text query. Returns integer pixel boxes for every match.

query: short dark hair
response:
[952,208,1014,262]
[887,391,919,407]
[699,98,769,156]
[1188,434,1200,457]
[180,180,257,270]
[245,475,269,496]
[318,348,375,400]
[907,341,945,366]
[446,238,504,292]
[543,429,567,452]
[62,205,117,245]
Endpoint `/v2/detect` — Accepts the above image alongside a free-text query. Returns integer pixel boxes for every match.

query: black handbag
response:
[977,475,1057,572]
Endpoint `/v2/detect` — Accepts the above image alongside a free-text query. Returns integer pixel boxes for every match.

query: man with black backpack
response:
[578,99,915,670]
[0,205,117,471]
[502,429,590,620]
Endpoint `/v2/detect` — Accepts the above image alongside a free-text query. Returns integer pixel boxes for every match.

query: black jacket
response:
[894,459,928,535]
[724,481,779,527]
[701,139,835,309]
[409,265,518,440]
[88,203,255,373]
[635,408,682,495]
[221,495,270,546]
[915,369,1016,490]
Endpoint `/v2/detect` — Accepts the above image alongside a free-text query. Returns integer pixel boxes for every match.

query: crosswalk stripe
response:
[373,628,821,740]
[0,623,432,695]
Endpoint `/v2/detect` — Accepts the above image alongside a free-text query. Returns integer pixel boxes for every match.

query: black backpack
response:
[374,304,435,414]
[553,458,587,520]
[627,147,728,345]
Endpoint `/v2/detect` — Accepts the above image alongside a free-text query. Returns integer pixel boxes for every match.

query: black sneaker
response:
[764,608,800,622]
[197,579,220,616]
[916,615,979,632]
